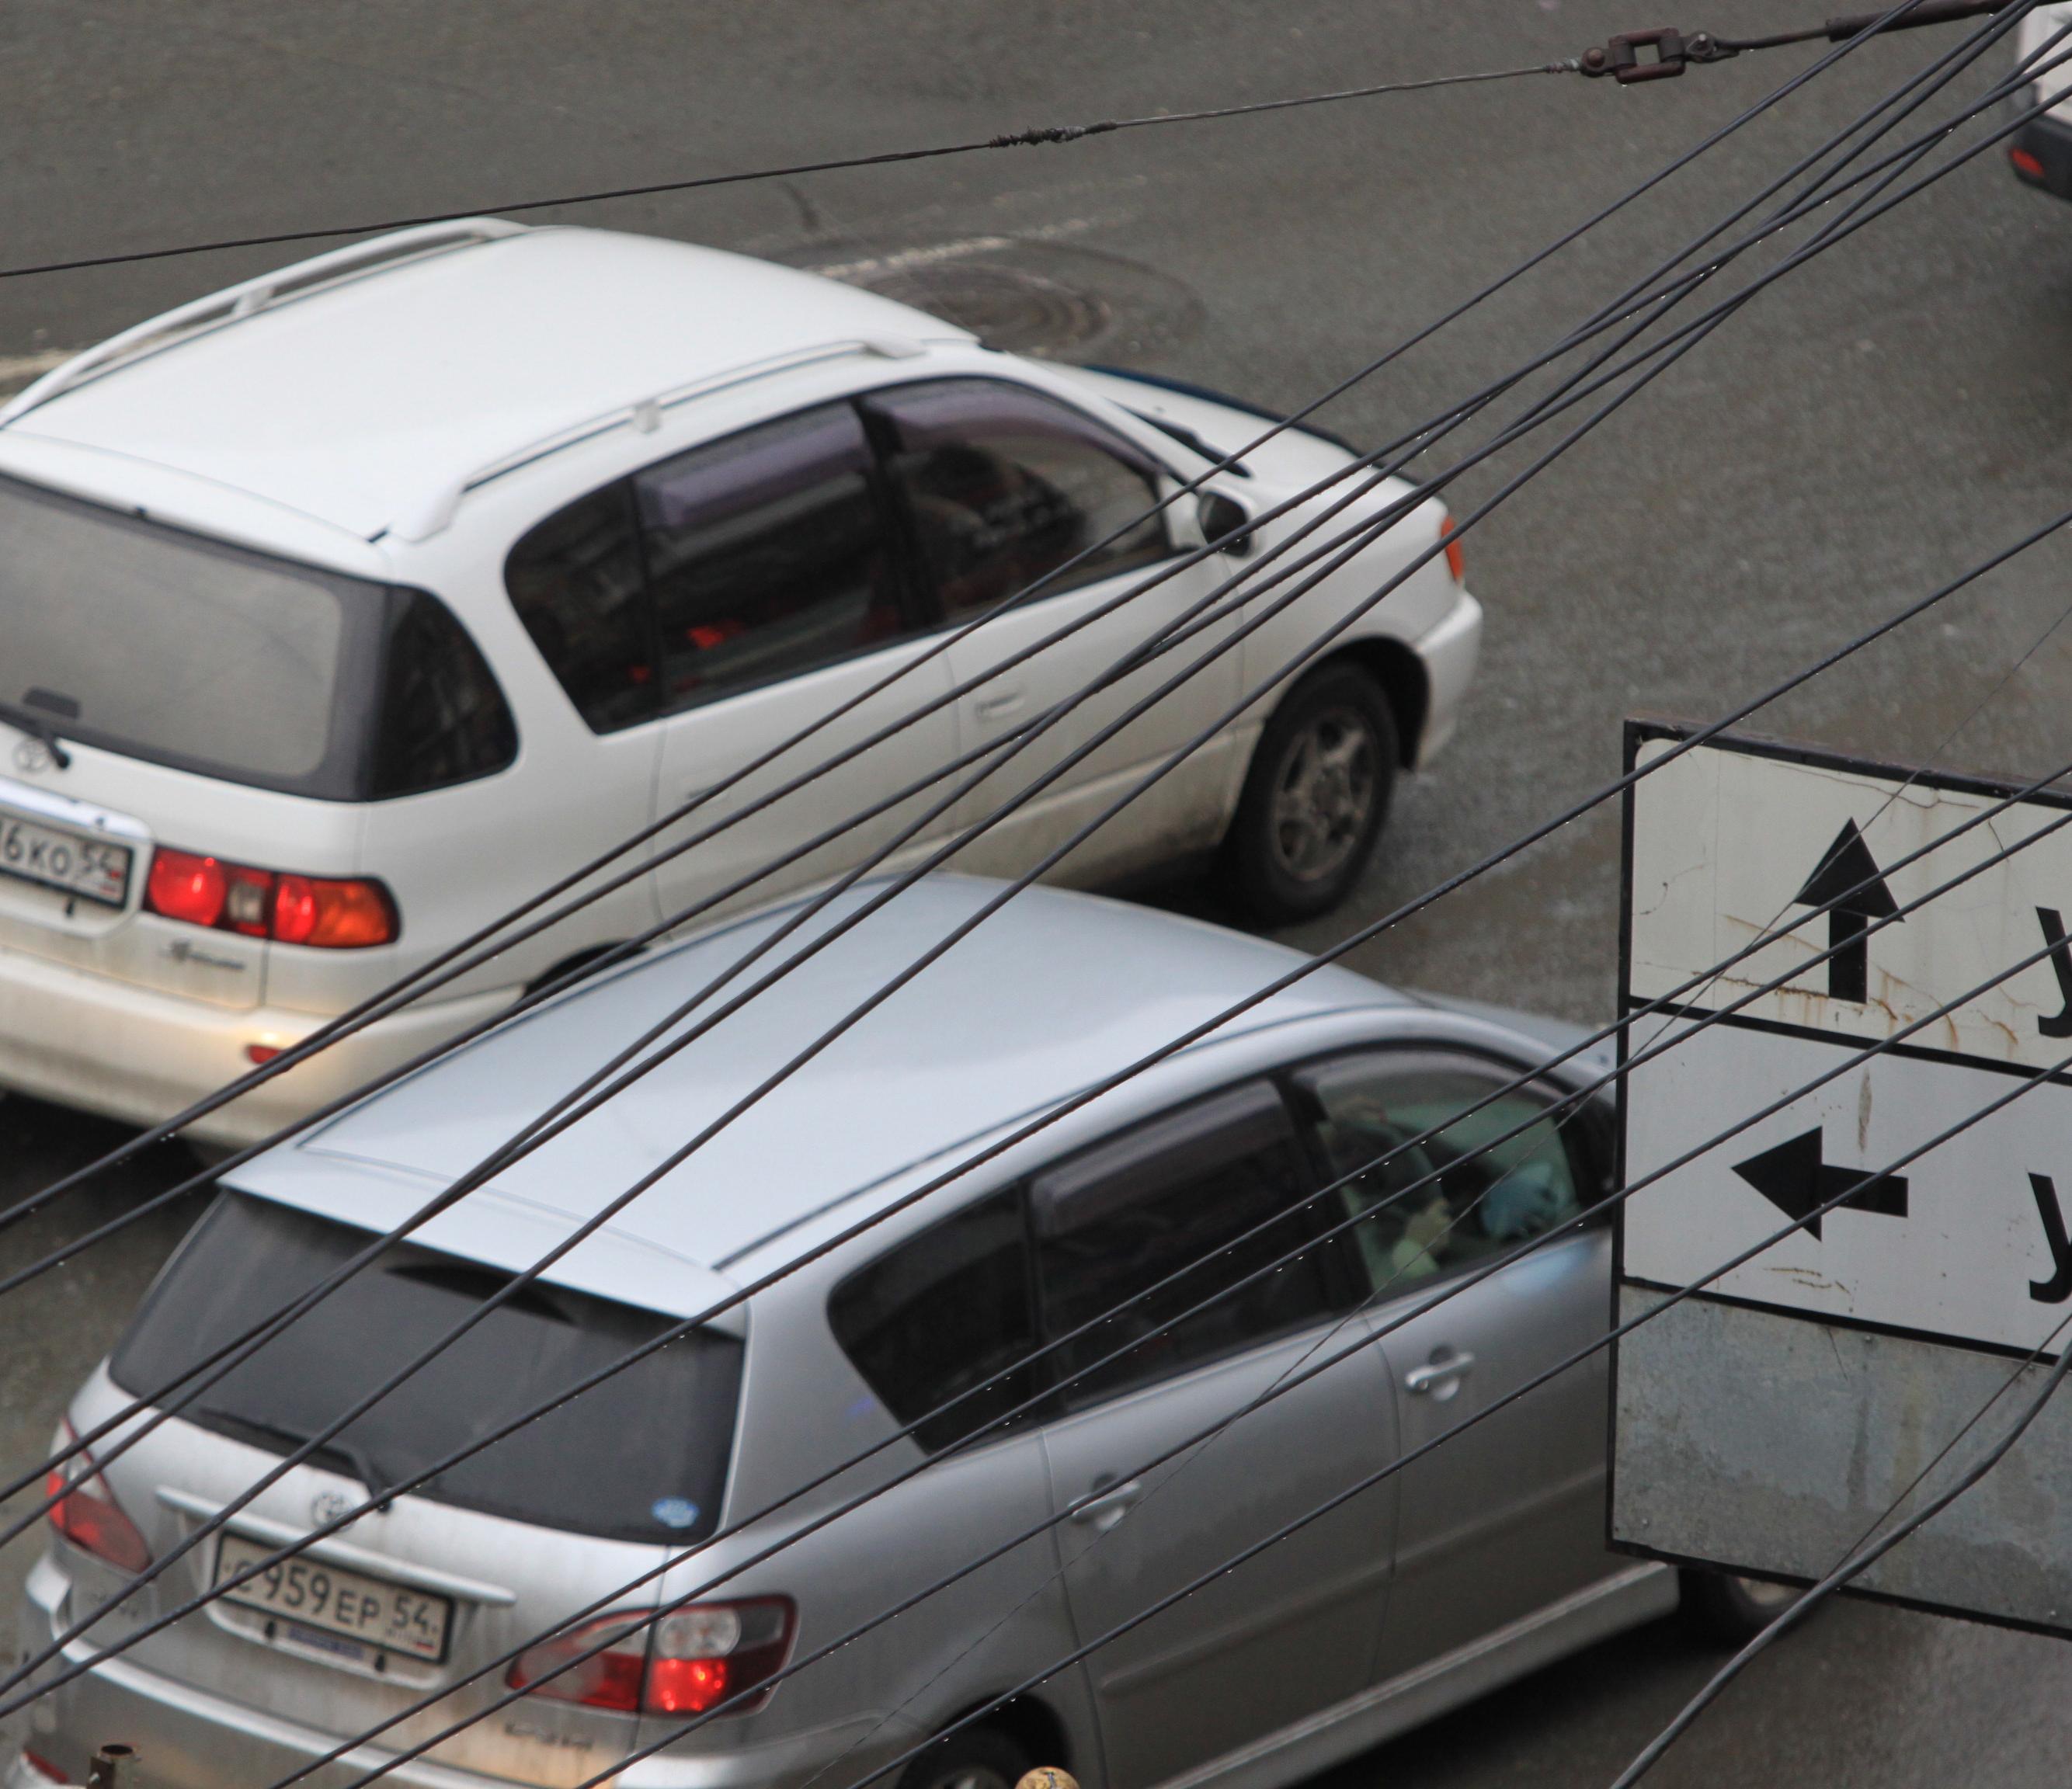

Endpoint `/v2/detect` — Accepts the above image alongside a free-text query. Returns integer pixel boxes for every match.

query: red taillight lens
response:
[1438,515,1465,585]
[2011,146,2048,179]
[506,1599,794,1718]
[145,848,397,948]
[273,874,397,947]
[45,1423,151,1575]
[145,847,227,929]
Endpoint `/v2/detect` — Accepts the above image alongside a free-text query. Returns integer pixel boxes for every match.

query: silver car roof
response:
[227,877,1410,1303]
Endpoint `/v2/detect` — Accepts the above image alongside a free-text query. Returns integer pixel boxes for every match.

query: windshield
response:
[112,1195,742,1544]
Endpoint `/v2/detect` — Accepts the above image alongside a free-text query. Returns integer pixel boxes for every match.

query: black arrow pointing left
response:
[1731,1127,1909,1240]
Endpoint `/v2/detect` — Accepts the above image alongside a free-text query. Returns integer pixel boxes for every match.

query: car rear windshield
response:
[0,475,514,799]
[111,1195,742,1545]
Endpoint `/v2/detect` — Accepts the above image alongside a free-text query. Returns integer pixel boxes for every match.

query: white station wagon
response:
[0,220,1481,1147]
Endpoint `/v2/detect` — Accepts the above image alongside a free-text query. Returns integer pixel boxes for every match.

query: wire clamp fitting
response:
[1579,26,1695,82]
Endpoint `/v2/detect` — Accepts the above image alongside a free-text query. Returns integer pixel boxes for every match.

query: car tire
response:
[896,1727,1034,1789]
[1680,1568,1805,1645]
[1219,663,1397,925]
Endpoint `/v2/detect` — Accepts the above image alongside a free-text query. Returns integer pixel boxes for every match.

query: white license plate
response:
[0,808,132,907]
[214,1533,454,1662]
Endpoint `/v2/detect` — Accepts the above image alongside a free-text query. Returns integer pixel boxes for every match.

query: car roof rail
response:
[386,333,933,544]
[0,218,530,429]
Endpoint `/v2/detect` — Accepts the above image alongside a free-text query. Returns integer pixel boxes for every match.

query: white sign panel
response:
[1614,723,2072,1633]
[1628,731,2072,1072]
[1622,1014,2072,1353]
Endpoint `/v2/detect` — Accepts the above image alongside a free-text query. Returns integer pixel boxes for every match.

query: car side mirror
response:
[1198,492,1254,557]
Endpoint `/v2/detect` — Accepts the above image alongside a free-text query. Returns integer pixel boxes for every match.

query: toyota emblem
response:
[12,736,54,775]
[310,1490,354,1527]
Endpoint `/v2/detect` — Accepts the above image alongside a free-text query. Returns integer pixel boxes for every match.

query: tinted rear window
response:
[112,1195,741,1544]
[0,476,514,800]
[829,1187,1046,1454]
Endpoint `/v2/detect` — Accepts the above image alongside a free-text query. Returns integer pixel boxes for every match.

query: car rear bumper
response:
[2011,112,2072,199]
[5,1643,916,1789]
[9,1555,922,1789]
[0,940,518,1148]
[1410,589,1483,770]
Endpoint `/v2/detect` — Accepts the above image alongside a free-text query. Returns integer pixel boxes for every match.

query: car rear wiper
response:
[0,697,72,769]
[200,1409,398,1513]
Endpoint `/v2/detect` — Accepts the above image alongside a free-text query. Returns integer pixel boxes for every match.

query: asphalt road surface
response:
[8,2,2072,1782]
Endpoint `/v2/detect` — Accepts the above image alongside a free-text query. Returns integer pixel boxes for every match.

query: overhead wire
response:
[40,370,2072,1739]
[246,696,2072,1772]
[556,908,2072,1785]
[20,38,2072,1706]
[0,2,2025,286]
[319,745,2072,1789]
[9,0,2025,1560]
[0,59,1580,285]
[0,0,1977,1242]
[4,0,2039,1706]
[8,0,2044,1328]
[20,0,2055,1764]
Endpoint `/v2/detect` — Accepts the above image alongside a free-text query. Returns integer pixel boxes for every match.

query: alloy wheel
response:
[1268,706,1378,884]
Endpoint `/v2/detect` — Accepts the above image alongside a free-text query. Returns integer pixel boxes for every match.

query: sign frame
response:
[1606,718,2072,1640]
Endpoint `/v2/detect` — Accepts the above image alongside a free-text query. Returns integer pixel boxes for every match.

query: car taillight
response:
[145,846,397,948]
[506,1598,794,1718]
[1438,514,1465,585]
[45,1423,151,1575]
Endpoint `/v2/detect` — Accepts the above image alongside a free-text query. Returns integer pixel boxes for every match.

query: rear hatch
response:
[78,1190,745,1784]
[0,471,402,1006]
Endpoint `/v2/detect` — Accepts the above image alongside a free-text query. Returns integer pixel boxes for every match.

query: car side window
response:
[370,591,518,797]
[635,401,912,710]
[1292,1053,1587,1302]
[866,379,1172,619]
[1031,1082,1337,1411]
[828,1188,1045,1454]
[504,482,658,734]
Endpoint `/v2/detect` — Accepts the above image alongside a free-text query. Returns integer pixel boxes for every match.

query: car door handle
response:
[1070,1479,1145,1531]
[972,688,1027,722]
[1403,1352,1476,1395]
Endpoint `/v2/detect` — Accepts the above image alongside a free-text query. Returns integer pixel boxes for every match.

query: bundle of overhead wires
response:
[4,5,2070,1787]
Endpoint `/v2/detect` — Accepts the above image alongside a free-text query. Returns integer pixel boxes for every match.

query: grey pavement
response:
[6,1,2072,1781]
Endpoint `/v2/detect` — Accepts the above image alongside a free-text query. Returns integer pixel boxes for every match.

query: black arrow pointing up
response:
[1731,1127,1909,1240]
[1795,820,1899,1004]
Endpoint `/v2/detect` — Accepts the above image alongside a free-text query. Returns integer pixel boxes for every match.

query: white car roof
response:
[228,878,1412,1296]
[0,224,971,543]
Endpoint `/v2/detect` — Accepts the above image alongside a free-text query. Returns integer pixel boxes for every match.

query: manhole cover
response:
[866,262,1110,356]
[781,238,1203,363]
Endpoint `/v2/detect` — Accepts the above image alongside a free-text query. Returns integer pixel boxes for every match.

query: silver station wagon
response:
[5,878,1778,1789]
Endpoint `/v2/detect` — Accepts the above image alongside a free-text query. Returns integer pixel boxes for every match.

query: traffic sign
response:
[1611,722,2072,1637]
[1626,725,2072,1073]
[1622,1013,2072,1353]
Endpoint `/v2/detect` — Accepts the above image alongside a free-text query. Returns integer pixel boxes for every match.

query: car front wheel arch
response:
[1328,637,1425,769]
